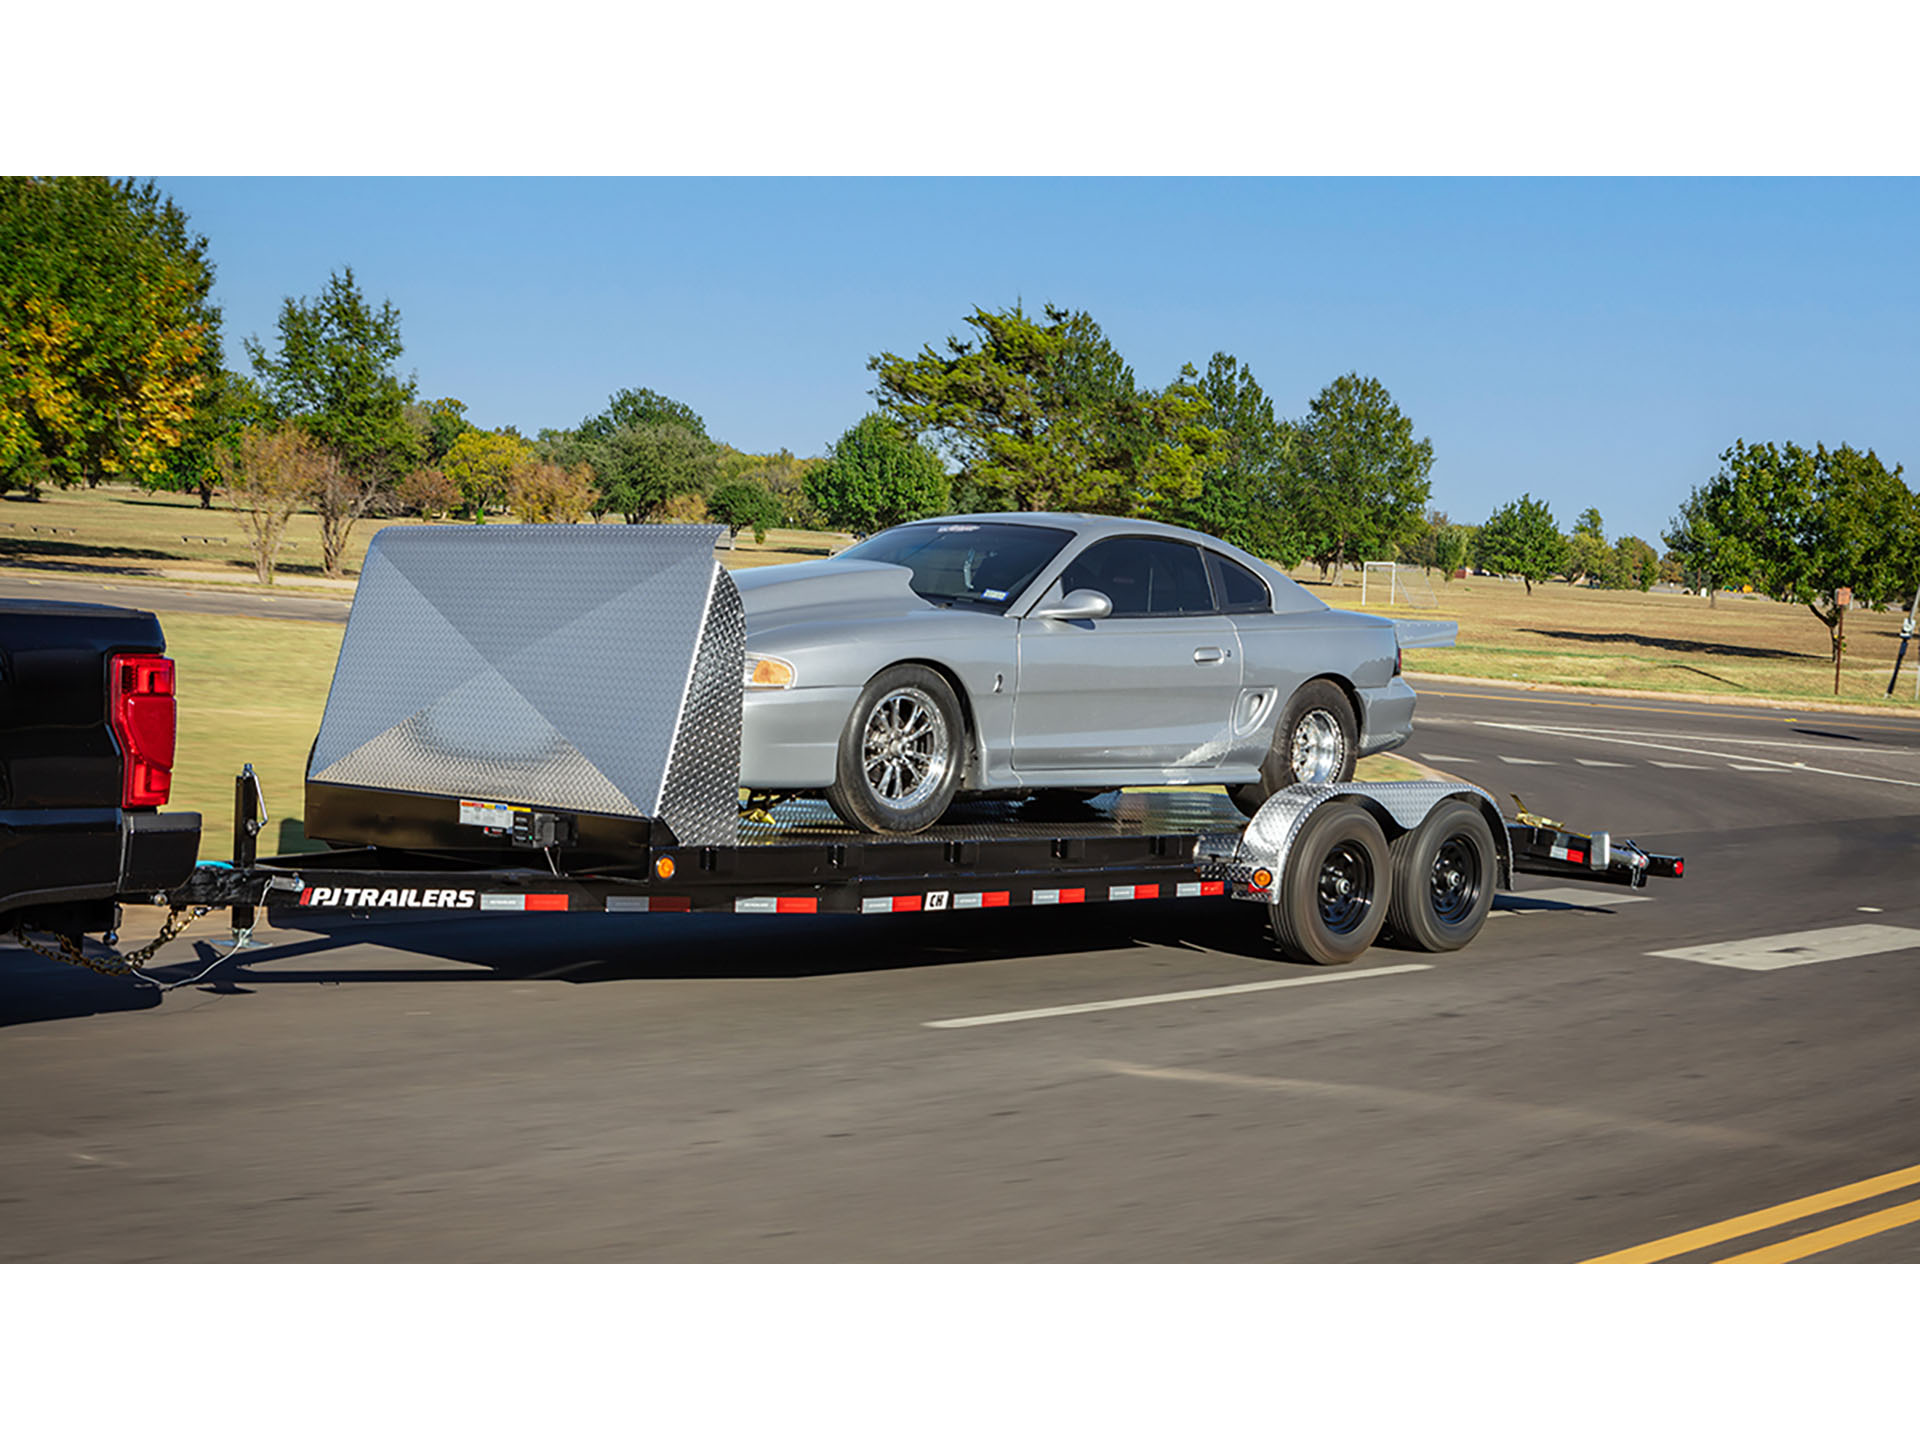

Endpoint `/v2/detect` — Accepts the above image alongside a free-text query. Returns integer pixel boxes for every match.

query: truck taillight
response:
[1394,640,1403,677]
[110,653,176,808]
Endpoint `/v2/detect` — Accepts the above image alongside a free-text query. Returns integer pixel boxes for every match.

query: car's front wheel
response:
[1231,679,1358,818]
[825,665,965,833]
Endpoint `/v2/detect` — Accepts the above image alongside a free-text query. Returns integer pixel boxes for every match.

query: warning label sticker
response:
[459,800,518,829]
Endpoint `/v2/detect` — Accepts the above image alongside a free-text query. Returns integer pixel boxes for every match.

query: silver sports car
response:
[732,513,1417,832]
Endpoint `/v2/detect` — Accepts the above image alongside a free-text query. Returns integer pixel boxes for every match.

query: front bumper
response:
[739,685,861,789]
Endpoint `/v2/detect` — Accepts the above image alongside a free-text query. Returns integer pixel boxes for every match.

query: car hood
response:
[733,558,934,631]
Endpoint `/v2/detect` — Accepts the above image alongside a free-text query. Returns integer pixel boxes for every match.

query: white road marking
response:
[1648,924,1920,972]
[1418,754,1480,764]
[1648,760,1713,769]
[1574,758,1630,767]
[1728,762,1790,771]
[1499,756,1556,765]
[924,963,1431,1029]
[1859,907,1884,913]
[1474,722,1920,791]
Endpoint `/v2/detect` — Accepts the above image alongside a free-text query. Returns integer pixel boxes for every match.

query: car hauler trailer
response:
[14,525,1680,981]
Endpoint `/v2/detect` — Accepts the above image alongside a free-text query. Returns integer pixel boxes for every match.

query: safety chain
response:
[10,906,211,984]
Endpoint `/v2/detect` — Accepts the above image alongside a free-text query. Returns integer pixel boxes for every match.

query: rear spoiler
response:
[1391,618,1457,649]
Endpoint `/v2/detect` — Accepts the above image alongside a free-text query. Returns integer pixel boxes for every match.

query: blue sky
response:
[159,177,1920,548]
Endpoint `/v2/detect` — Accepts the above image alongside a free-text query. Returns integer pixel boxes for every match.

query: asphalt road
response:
[0,572,352,623]
[3,681,1919,1261]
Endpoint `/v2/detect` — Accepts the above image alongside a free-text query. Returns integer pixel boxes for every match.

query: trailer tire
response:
[825,664,965,834]
[1385,800,1496,952]
[1269,802,1389,965]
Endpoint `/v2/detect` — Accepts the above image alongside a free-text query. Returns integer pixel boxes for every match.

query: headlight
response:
[743,654,796,689]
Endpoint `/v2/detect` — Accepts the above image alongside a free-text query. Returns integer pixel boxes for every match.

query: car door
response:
[1011,536,1243,772]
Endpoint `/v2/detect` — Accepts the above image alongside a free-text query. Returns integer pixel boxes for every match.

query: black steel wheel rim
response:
[1316,840,1374,934]
[1429,834,1482,925]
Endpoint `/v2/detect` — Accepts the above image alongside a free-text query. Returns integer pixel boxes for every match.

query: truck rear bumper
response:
[0,808,202,921]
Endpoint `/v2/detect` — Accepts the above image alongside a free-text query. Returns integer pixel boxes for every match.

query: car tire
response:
[824,664,966,833]
[1231,679,1358,818]
[1384,800,1496,952]
[1269,801,1389,966]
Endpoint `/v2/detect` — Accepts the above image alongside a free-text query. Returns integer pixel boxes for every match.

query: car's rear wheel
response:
[1232,679,1358,818]
[825,664,965,833]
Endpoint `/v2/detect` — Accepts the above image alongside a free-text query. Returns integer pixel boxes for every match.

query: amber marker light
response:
[655,855,677,880]
[743,655,796,689]
[1252,868,1274,889]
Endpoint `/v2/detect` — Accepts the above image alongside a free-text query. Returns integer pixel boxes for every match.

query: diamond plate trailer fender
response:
[305,523,744,850]
[1200,780,1513,895]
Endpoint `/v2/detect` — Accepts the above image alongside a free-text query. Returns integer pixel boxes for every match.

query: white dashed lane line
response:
[1574,758,1630,767]
[1499,756,1556,765]
[924,964,1431,1029]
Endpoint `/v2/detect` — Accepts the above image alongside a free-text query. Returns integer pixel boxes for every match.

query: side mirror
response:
[1032,588,1113,621]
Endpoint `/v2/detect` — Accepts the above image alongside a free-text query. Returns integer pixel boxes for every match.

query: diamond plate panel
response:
[310,524,741,841]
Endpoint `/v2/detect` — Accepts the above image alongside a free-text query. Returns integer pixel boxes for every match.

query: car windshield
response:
[839,522,1073,613]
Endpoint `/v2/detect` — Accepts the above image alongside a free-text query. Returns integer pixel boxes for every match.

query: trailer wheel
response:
[1269,802,1389,965]
[1385,800,1496,952]
[825,664,965,834]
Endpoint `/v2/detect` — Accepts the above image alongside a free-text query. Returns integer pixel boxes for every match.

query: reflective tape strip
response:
[1548,844,1588,864]
[1177,882,1202,898]
[1033,888,1086,906]
[480,894,524,911]
[1108,884,1162,901]
[1201,881,1225,896]
[954,891,1011,909]
[861,896,923,915]
[740,896,818,915]
[525,894,569,912]
[606,896,690,913]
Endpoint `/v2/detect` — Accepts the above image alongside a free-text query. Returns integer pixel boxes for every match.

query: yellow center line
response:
[1582,1160,1920,1264]
[1715,1195,1920,1264]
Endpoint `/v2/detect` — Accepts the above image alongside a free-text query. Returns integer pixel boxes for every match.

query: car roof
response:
[895,512,1226,545]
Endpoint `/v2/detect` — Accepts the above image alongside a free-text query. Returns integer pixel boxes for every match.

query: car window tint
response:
[838,522,1073,612]
[1209,553,1272,613]
[1062,538,1216,617]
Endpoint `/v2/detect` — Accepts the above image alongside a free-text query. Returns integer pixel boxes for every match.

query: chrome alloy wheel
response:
[861,686,952,811]
[1290,709,1346,785]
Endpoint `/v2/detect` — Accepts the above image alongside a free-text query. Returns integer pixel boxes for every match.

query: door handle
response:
[1193,647,1227,664]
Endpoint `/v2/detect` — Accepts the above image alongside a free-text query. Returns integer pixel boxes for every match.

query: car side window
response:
[1207,552,1272,614]
[1061,538,1216,617]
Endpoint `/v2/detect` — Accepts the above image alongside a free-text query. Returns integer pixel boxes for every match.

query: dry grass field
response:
[1310,569,1920,709]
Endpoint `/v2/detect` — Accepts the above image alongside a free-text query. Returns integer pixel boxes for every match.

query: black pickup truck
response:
[1,599,202,941]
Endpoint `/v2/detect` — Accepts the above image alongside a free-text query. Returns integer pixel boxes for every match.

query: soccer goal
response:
[1360,561,1439,609]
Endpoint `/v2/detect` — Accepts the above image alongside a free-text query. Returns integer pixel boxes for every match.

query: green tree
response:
[1615,534,1660,591]
[1292,374,1434,581]
[576,387,708,444]
[245,267,421,574]
[595,421,716,524]
[155,368,272,509]
[0,176,219,496]
[1432,523,1472,581]
[1476,493,1569,596]
[1672,439,1920,663]
[443,428,534,522]
[407,396,471,467]
[708,478,783,547]
[805,413,952,535]
[1164,353,1302,563]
